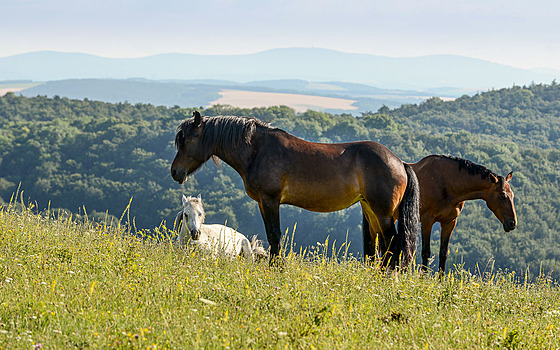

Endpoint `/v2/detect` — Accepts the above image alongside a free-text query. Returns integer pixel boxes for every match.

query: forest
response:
[1,82,559,278]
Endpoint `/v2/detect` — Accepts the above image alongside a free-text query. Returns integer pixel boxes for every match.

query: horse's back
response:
[201,224,250,257]
[265,132,402,171]
[285,135,402,166]
[203,224,245,239]
[409,155,440,175]
[261,136,408,212]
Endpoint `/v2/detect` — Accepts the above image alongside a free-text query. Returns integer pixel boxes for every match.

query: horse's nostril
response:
[505,220,516,231]
[192,230,200,240]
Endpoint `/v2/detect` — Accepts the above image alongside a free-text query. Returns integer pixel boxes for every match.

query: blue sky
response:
[1,0,559,69]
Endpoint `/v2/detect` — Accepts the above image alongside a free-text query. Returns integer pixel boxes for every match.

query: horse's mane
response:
[183,196,205,215]
[438,154,497,180]
[175,115,274,156]
[201,116,273,151]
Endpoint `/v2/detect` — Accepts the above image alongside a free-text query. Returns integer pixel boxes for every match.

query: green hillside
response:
[2,203,559,348]
[1,83,559,278]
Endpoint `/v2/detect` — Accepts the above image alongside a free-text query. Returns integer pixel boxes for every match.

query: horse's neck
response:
[209,137,254,178]
[447,169,493,202]
[210,129,279,178]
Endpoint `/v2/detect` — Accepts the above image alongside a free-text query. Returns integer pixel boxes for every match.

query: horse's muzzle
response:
[171,168,187,184]
[191,230,200,240]
[503,220,516,232]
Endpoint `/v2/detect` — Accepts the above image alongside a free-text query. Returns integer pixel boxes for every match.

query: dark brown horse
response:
[171,111,420,267]
[406,155,516,272]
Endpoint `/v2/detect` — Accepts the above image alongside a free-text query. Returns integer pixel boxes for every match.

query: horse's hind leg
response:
[361,202,399,267]
[378,217,400,268]
[360,202,381,262]
[361,205,398,267]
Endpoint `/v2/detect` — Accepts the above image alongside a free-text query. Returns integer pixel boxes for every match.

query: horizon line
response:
[2,47,556,71]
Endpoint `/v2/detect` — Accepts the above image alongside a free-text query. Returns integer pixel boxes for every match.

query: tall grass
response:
[0,195,559,349]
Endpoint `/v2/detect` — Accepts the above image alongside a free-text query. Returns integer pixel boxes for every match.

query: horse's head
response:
[171,111,208,184]
[181,194,205,240]
[485,172,517,232]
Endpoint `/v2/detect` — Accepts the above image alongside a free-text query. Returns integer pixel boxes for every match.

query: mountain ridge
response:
[2,48,558,90]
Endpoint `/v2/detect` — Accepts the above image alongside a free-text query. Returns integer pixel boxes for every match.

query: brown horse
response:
[409,155,516,272]
[171,111,420,267]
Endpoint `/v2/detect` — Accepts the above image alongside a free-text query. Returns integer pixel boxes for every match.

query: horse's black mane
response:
[201,116,273,150]
[438,154,497,180]
[175,115,274,150]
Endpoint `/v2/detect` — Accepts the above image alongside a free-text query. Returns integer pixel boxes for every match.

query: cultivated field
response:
[0,88,24,96]
[1,197,559,349]
[209,89,358,113]
[0,82,41,96]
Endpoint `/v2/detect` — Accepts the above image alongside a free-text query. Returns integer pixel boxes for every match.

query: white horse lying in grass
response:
[174,194,268,261]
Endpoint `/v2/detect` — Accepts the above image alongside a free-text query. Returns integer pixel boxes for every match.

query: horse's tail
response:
[250,235,269,262]
[397,163,421,267]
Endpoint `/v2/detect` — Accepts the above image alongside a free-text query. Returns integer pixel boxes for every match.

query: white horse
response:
[174,194,268,261]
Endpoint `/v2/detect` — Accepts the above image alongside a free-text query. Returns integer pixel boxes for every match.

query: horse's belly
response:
[280,183,360,212]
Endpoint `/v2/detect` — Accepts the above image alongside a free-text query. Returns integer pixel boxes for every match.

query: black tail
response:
[397,163,421,267]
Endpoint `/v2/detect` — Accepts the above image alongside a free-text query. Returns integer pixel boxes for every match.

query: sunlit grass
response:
[0,195,559,349]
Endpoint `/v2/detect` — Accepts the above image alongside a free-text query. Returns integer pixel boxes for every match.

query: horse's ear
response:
[505,171,513,182]
[197,194,202,202]
[489,174,499,183]
[193,111,202,127]
[182,194,188,206]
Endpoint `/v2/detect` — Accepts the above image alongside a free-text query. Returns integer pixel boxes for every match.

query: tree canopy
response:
[1,82,559,278]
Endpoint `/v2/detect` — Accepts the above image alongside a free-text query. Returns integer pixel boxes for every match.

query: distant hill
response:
[17,78,442,113]
[19,79,222,108]
[1,48,558,90]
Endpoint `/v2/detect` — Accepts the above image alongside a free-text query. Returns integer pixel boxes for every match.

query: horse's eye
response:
[500,193,507,199]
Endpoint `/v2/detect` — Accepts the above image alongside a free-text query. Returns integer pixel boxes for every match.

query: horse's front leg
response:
[439,219,458,274]
[421,216,436,272]
[257,197,282,265]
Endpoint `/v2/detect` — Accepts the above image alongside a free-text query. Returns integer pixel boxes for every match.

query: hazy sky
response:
[1,0,559,69]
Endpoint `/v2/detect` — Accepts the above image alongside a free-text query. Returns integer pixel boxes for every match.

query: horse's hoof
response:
[268,255,285,269]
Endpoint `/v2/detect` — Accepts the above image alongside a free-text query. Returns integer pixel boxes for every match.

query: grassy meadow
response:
[1,196,559,349]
